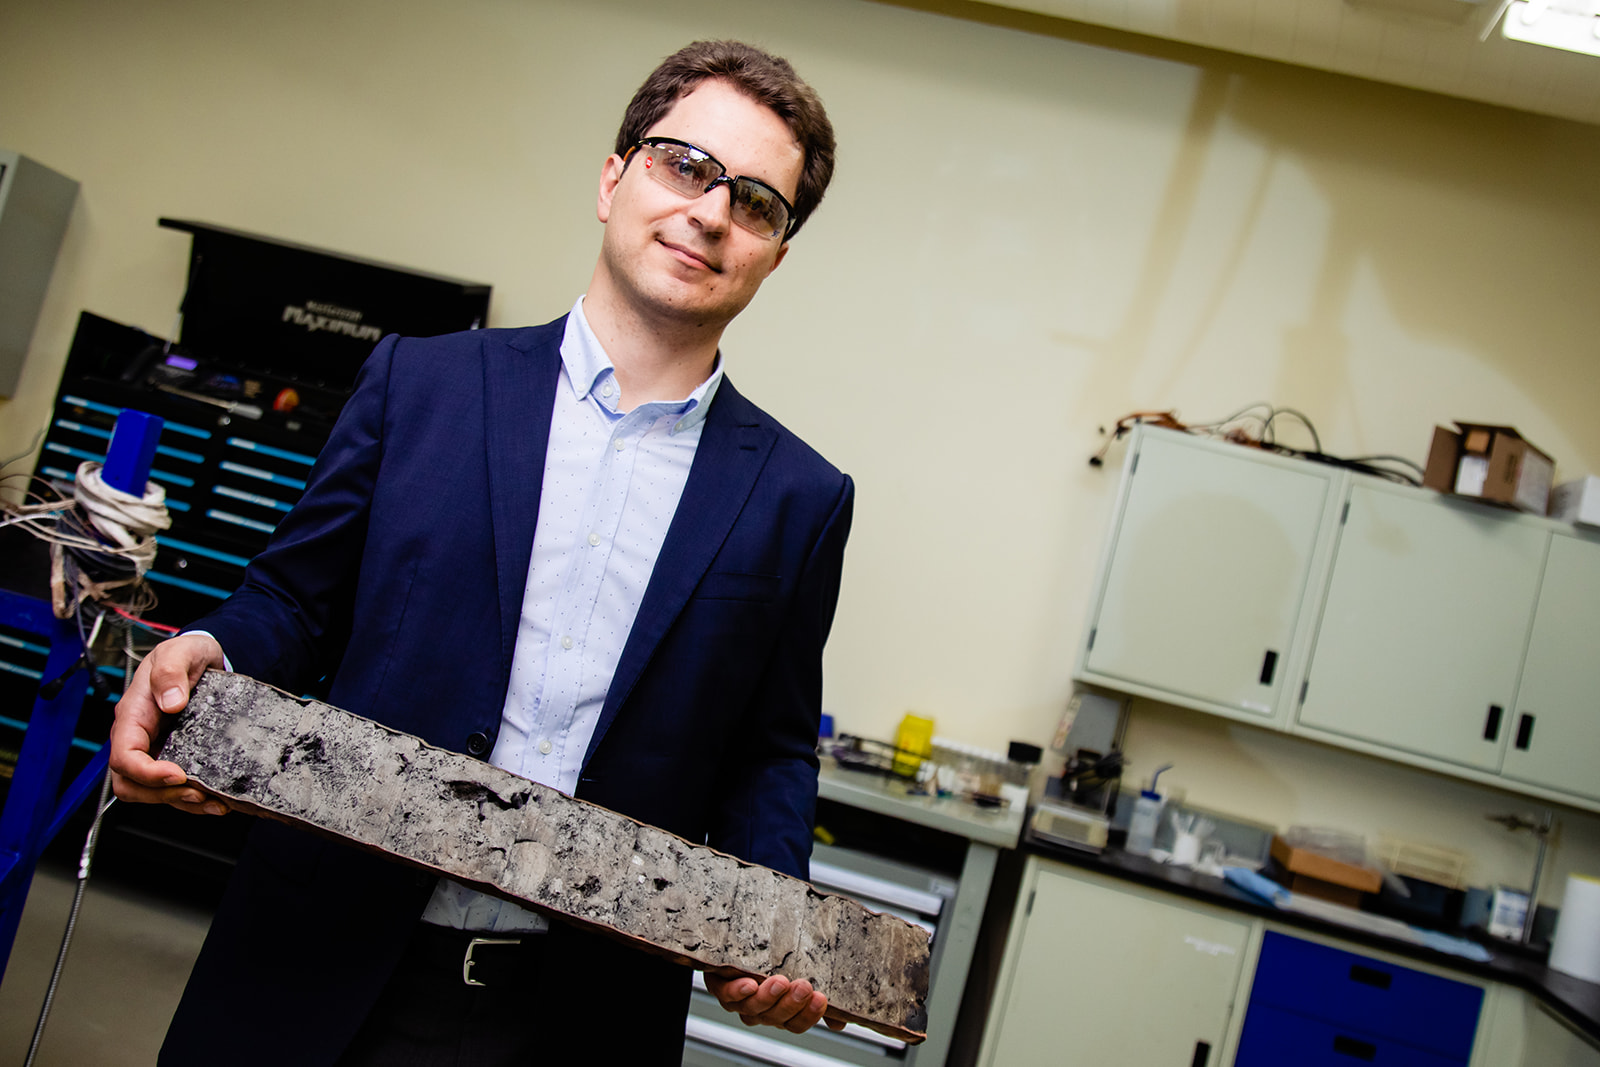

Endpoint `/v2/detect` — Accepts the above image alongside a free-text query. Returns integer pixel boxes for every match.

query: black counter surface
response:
[1026,831,1600,1043]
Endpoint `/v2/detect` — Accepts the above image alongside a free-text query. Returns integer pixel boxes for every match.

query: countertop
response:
[816,758,1025,849]
[1026,831,1600,1043]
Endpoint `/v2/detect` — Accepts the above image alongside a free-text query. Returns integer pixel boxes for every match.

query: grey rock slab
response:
[157,671,929,1041]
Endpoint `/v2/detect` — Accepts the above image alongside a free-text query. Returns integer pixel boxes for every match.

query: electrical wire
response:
[108,604,181,635]
[0,423,48,471]
[2,463,172,622]
[25,625,130,1067]
[1088,403,1424,486]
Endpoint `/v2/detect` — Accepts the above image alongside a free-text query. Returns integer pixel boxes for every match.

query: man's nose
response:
[685,179,733,235]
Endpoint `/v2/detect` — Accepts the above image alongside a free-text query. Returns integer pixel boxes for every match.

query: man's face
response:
[596,79,804,332]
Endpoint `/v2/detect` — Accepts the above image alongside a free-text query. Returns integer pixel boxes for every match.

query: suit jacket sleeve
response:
[189,334,398,690]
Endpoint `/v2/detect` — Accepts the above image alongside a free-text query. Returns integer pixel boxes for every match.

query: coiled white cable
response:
[71,461,170,576]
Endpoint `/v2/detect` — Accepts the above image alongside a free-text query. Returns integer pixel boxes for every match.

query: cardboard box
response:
[1550,476,1600,528]
[1423,423,1555,514]
[1269,835,1383,908]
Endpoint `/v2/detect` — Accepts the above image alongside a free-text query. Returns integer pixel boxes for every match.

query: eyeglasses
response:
[623,137,796,240]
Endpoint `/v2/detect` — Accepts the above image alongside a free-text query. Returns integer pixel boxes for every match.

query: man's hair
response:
[615,40,836,238]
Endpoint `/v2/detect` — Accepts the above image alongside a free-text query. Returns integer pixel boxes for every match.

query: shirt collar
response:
[560,296,723,434]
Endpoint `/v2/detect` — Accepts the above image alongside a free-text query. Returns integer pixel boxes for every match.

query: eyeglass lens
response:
[636,141,790,239]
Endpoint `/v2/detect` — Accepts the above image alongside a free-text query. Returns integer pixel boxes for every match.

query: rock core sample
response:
[157,671,930,1041]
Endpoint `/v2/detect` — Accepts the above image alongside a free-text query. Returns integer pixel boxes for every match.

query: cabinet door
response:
[1082,430,1336,721]
[1501,533,1600,802]
[1523,1000,1600,1066]
[1297,484,1547,771]
[983,860,1252,1066]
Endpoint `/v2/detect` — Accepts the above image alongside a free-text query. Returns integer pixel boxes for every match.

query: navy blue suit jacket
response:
[159,317,853,1065]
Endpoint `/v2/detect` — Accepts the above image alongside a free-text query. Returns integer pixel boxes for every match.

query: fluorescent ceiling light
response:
[1501,0,1600,57]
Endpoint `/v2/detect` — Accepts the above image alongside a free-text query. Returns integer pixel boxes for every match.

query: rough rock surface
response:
[157,671,930,1041]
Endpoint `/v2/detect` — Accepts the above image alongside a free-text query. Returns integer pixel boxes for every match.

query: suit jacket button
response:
[466,731,490,756]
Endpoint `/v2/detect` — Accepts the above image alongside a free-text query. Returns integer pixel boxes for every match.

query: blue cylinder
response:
[101,409,165,495]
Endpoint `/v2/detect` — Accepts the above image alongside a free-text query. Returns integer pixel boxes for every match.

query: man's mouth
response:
[660,239,722,274]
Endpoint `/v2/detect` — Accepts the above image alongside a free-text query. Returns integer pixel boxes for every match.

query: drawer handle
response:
[1483,704,1503,742]
[1332,1035,1378,1060]
[1348,963,1392,989]
[1515,713,1535,751]
[1259,650,1278,686]
[1191,1041,1211,1067]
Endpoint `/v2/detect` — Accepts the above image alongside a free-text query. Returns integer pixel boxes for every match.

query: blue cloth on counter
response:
[1223,867,1493,963]
[1417,930,1493,962]
[1225,866,1290,905]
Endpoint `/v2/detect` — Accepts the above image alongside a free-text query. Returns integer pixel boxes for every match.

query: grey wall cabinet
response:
[1296,481,1548,773]
[1499,533,1600,804]
[1077,429,1342,729]
[1077,427,1600,814]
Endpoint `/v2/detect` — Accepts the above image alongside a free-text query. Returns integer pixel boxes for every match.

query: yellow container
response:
[893,714,935,777]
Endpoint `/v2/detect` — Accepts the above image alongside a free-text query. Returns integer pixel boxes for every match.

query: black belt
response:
[412,922,548,988]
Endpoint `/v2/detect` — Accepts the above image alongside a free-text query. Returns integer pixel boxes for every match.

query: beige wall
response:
[3,0,1598,896]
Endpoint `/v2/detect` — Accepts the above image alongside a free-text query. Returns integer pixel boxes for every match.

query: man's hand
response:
[703,973,847,1034]
[109,632,230,815]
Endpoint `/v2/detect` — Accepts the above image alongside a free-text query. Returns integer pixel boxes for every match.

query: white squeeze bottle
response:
[1125,763,1171,857]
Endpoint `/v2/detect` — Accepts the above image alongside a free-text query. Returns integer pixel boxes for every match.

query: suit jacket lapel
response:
[483,318,564,682]
[584,377,776,765]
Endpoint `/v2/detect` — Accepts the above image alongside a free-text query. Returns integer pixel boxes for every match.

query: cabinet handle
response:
[1483,705,1503,742]
[1348,963,1392,989]
[1190,1041,1211,1067]
[1332,1035,1378,1060]
[1259,650,1278,686]
[1515,713,1535,751]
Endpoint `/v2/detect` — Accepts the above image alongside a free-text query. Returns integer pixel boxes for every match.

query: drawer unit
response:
[1237,931,1484,1065]
[1237,1004,1470,1066]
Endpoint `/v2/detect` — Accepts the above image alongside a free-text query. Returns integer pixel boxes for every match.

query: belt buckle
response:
[461,936,521,987]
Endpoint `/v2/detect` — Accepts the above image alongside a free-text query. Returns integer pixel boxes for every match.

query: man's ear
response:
[597,154,626,224]
[768,240,791,275]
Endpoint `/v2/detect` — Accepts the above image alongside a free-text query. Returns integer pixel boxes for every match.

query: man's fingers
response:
[108,632,226,806]
[705,974,831,1035]
[146,633,224,714]
[107,774,228,815]
[776,985,826,1032]
[705,974,760,1006]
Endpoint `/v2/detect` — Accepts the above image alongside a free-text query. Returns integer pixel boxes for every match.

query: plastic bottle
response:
[1004,741,1042,810]
[1125,763,1172,857]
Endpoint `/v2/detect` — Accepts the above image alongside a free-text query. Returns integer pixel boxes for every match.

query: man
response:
[110,40,851,1066]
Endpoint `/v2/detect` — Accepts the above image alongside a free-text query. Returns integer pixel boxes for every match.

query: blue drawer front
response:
[1235,1004,1467,1067]
[1251,932,1483,1059]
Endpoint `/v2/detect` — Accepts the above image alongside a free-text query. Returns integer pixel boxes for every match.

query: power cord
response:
[24,626,132,1067]
[1088,404,1424,486]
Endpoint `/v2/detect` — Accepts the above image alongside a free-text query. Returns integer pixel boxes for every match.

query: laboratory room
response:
[2,0,1600,1064]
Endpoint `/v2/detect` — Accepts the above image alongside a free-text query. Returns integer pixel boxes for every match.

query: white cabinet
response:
[1296,482,1548,772]
[1501,532,1600,803]
[1077,428,1600,811]
[1477,986,1600,1067]
[1078,429,1340,726]
[1523,1000,1600,1066]
[979,857,1254,1066]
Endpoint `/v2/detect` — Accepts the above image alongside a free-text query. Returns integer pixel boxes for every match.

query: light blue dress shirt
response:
[420,296,721,932]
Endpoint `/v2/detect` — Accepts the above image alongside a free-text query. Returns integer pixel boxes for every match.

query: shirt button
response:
[466,732,490,757]
[538,739,553,755]
[588,533,600,546]
[614,438,625,452]
[601,383,613,397]
[561,635,574,650]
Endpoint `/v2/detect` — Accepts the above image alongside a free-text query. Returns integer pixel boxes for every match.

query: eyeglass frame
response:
[621,137,799,240]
